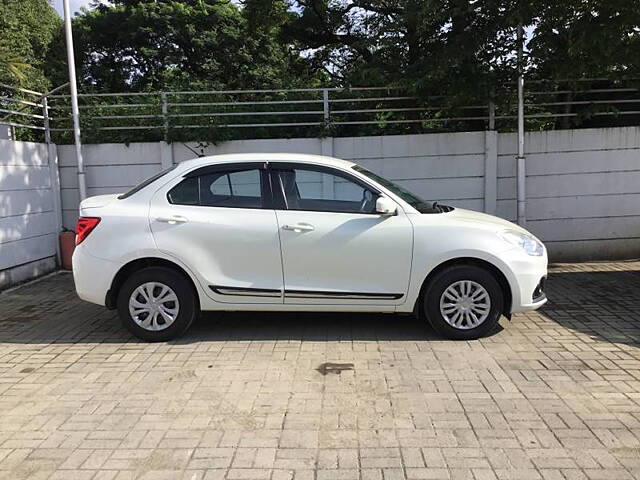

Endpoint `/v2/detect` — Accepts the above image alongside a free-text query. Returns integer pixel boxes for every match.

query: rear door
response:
[149,162,284,304]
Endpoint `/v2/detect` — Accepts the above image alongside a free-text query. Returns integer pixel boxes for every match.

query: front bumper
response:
[516,277,548,312]
[500,248,548,313]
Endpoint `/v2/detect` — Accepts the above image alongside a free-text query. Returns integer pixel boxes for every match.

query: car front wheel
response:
[117,267,197,342]
[423,264,504,340]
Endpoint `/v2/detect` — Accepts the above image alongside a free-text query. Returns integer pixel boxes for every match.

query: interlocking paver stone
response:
[0,261,639,478]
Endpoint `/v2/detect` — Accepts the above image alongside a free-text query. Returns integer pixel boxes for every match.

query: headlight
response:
[499,229,544,256]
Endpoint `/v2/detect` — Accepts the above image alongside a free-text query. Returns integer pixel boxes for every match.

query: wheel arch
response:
[105,257,200,310]
[414,257,513,318]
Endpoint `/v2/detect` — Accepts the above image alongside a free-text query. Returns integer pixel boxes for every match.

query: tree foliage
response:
[529,0,640,80]
[284,0,640,96]
[0,0,61,90]
[3,0,639,96]
[1,0,637,142]
[46,0,323,92]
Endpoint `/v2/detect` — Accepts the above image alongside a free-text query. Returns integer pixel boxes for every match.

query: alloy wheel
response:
[439,280,491,330]
[128,282,180,331]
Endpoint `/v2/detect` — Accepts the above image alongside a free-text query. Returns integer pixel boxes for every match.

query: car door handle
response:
[156,215,188,225]
[282,223,315,232]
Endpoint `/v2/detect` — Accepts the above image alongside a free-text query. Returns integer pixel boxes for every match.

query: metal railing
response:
[2,79,639,144]
[0,83,47,135]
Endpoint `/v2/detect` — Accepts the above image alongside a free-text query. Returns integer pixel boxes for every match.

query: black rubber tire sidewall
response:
[117,267,197,342]
[424,265,503,340]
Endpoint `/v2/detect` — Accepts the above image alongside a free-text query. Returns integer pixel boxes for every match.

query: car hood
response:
[79,193,121,209]
[415,207,530,235]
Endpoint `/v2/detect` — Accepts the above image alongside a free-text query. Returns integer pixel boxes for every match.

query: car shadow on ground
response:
[0,272,510,344]
[186,311,447,343]
[0,266,638,346]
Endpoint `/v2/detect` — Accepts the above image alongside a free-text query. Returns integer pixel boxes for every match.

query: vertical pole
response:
[42,96,51,145]
[161,92,169,142]
[321,91,333,160]
[322,89,330,123]
[483,130,498,215]
[63,0,87,201]
[43,96,63,265]
[516,24,526,226]
[488,100,495,131]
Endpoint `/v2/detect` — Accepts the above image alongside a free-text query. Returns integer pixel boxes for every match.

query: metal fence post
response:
[322,89,330,124]
[42,96,51,144]
[516,24,527,227]
[161,92,169,142]
[483,130,498,215]
[488,100,495,131]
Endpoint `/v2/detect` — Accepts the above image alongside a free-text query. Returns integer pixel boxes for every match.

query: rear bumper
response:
[72,244,119,306]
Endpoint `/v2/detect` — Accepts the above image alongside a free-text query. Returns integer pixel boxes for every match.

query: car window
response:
[209,170,261,198]
[352,165,441,213]
[167,176,199,205]
[276,167,377,213]
[168,168,263,208]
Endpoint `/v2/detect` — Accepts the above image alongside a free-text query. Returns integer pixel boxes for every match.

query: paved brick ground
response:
[0,261,640,480]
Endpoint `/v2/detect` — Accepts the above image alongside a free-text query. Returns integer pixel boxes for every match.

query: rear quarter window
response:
[168,168,263,209]
[167,177,199,205]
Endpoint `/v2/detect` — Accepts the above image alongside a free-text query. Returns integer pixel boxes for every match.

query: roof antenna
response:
[182,142,205,158]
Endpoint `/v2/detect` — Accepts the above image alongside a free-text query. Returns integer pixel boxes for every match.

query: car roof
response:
[176,153,356,171]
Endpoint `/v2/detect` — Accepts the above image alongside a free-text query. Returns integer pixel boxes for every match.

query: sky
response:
[52,0,93,17]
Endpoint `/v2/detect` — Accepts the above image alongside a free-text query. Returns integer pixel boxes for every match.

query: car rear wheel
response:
[117,267,197,341]
[423,264,503,340]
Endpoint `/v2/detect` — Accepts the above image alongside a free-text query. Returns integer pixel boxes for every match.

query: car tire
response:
[423,264,503,340]
[117,267,197,342]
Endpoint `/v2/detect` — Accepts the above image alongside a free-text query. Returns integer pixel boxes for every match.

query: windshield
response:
[118,165,177,199]
[352,165,441,214]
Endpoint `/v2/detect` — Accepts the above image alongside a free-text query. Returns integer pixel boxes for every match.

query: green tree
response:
[528,0,640,80]
[0,0,61,90]
[49,0,323,92]
[282,0,531,114]
[284,0,639,92]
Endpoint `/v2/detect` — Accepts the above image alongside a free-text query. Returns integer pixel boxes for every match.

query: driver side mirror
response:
[376,196,397,216]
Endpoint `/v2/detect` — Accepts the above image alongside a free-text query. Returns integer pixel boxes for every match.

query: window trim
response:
[167,162,274,209]
[119,165,177,200]
[268,162,383,214]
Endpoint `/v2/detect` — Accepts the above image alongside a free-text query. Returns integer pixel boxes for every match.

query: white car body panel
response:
[402,208,547,314]
[275,208,413,306]
[149,177,284,304]
[72,153,548,319]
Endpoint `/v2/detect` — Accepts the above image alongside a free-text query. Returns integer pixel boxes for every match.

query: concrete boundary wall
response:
[57,142,164,229]
[58,127,640,261]
[497,128,640,260]
[0,139,61,288]
[1,126,637,288]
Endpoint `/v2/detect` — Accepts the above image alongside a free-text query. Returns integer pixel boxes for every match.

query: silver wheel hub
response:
[128,282,179,331]
[439,280,491,330]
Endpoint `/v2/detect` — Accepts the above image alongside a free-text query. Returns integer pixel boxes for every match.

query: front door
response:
[270,163,413,306]
[149,162,284,304]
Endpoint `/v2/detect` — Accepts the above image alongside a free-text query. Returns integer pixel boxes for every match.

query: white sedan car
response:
[73,153,547,341]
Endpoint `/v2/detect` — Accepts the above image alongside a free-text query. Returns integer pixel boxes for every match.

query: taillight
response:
[75,217,101,245]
